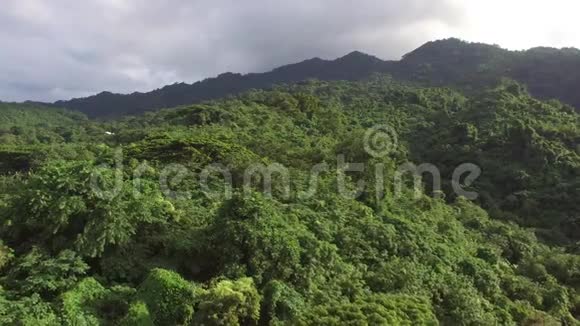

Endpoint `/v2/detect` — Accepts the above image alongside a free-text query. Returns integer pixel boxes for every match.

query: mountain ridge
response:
[45,38,580,117]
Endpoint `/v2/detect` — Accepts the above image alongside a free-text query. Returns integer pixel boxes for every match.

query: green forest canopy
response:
[0,76,579,325]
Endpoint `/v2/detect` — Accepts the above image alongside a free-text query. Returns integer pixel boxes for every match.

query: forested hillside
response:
[0,76,578,324]
[48,38,580,117]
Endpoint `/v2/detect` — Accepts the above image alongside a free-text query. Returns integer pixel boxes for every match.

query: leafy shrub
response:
[136,268,198,325]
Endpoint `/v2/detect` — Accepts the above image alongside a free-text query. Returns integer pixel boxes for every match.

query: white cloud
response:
[447,0,580,49]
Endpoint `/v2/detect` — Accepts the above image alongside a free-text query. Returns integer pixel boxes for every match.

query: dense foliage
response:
[0,76,579,325]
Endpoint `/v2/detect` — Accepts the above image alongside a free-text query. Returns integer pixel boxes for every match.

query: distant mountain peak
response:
[401,37,507,63]
[304,57,324,62]
[343,50,369,57]
[337,50,380,62]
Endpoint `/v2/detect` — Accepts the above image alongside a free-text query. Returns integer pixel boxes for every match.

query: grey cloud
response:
[0,0,465,102]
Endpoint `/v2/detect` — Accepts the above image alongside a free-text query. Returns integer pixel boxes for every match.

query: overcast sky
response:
[1,0,578,102]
